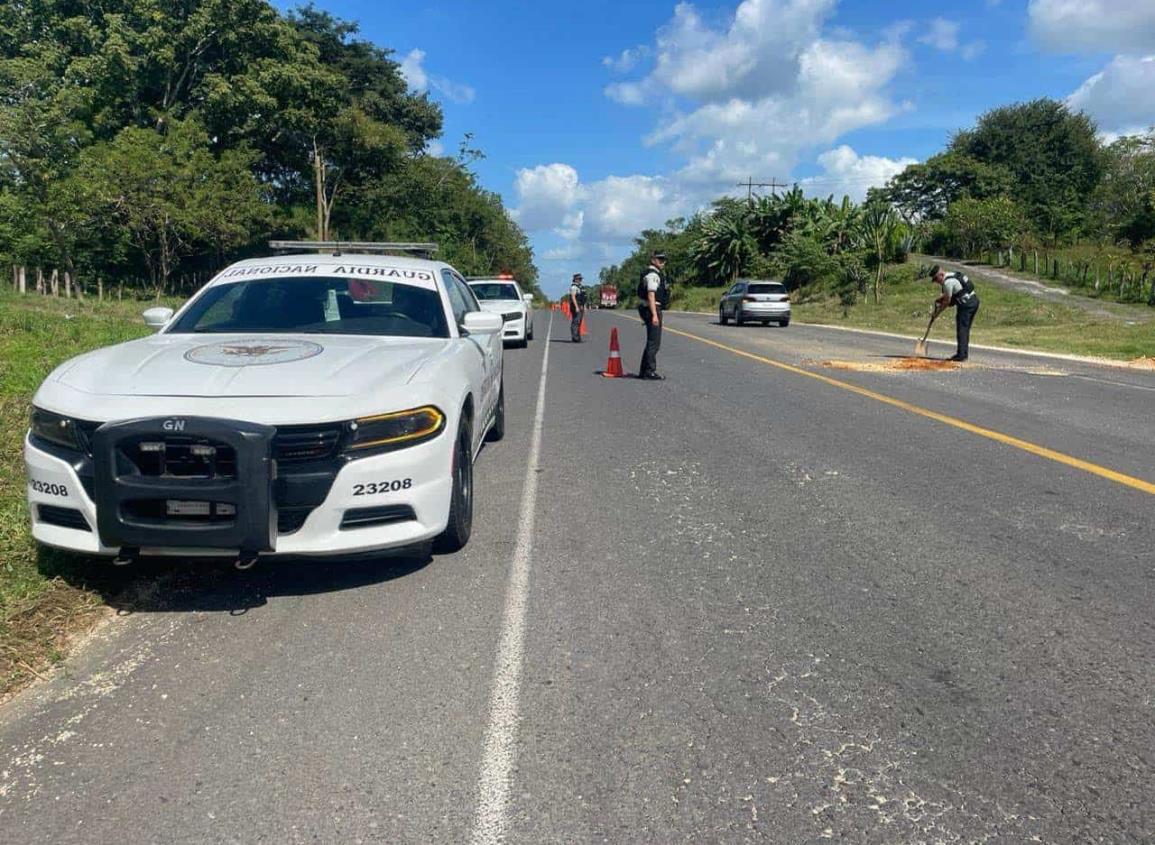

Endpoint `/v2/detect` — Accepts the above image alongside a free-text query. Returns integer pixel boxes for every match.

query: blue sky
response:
[275,1,1155,295]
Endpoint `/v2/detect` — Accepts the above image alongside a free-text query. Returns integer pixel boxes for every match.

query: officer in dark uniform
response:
[568,273,585,343]
[637,251,670,380]
[929,264,980,361]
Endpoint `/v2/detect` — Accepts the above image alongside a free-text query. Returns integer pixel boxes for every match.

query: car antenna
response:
[268,240,439,259]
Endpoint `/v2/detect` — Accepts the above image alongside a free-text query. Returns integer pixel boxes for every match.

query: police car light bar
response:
[269,240,439,257]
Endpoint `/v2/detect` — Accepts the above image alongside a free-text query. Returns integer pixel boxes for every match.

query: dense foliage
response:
[602,98,1153,307]
[0,0,538,296]
[600,188,908,306]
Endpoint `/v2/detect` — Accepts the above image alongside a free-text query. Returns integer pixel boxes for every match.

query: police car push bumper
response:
[25,419,454,558]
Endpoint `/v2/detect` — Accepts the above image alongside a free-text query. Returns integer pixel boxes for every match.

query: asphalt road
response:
[3,310,1153,843]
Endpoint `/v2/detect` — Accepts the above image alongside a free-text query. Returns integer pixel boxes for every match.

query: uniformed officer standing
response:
[637,251,670,380]
[929,264,980,361]
[568,273,585,343]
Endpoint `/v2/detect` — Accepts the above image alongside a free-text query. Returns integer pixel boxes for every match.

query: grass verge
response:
[668,264,1155,361]
[0,290,176,697]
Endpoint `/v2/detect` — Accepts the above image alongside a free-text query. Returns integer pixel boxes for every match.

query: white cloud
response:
[512,164,582,233]
[1067,55,1155,135]
[644,0,838,103]
[960,41,986,61]
[399,49,428,92]
[1028,0,1155,55]
[603,45,651,73]
[919,18,959,51]
[801,145,918,201]
[513,164,691,244]
[398,48,475,104]
[525,0,920,291]
[917,18,983,60]
[604,81,649,106]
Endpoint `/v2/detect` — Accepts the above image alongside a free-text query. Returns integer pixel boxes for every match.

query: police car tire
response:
[719,307,728,325]
[735,313,745,326]
[435,424,474,553]
[486,380,505,442]
[527,324,534,341]
[780,318,790,327]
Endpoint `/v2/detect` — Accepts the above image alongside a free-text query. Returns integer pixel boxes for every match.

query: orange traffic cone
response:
[601,327,624,378]
[580,314,588,337]
[562,300,571,319]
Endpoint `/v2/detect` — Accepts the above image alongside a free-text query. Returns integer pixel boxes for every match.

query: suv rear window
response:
[747,283,786,294]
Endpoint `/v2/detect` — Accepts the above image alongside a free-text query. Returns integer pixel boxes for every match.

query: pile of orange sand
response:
[821,358,959,373]
[1128,356,1155,370]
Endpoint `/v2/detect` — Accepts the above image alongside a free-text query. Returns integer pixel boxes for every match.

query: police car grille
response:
[127,437,238,479]
[273,425,343,463]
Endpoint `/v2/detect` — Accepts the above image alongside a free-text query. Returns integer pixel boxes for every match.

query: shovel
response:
[914,310,939,358]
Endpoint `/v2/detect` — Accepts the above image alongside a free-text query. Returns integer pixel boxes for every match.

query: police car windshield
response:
[169,277,450,338]
[747,283,786,294]
[470,283,520,300]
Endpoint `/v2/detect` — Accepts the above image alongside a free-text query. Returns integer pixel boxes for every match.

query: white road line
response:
[469,310,553,845]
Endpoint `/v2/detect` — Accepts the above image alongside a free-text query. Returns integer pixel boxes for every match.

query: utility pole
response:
[737,177,787,204]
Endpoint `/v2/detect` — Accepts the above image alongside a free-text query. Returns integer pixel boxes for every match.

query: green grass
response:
[668,265,1155,360]
[0,289,179,694]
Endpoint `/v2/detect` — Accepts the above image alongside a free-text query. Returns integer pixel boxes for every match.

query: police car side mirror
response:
[461,311,503,335]
[143,307,174,331]
[523,294,534,304]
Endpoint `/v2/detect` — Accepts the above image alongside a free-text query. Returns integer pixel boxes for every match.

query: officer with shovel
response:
[926,265,980,362]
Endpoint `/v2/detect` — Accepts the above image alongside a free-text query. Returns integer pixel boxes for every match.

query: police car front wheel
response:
[434,424,474,553]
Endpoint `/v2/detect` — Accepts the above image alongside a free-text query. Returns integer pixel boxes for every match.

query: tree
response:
[857,203,902,303]
[942,196,1028,259]
[692,206,757,285]
[875,152,1013,223]
[1091,132,1155,246]
[77,120,269,295]
[949,99,1102,240]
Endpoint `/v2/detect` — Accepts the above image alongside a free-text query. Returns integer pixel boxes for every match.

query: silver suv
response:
[719,280,791,327]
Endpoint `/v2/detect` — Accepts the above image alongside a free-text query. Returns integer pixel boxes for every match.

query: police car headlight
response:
[345,406,445,454]
[30,407,84,452]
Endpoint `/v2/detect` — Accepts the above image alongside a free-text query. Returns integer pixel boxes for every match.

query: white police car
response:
[24,242,505,566]
[467,276,535,347]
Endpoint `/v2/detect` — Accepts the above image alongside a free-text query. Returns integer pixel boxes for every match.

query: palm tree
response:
[692,209,756,285]
[858,202,901,303]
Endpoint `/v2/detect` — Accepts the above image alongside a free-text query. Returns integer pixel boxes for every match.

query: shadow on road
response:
[38,544,434,616]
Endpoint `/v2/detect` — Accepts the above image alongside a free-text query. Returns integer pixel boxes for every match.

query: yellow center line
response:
[610,313,1155,495]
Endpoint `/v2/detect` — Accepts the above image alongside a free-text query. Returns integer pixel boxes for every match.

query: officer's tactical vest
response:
[637,266,670,309]
[946,272,975,306]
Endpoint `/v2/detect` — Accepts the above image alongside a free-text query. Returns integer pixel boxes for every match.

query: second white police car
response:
[467,275,535,347]
[25,242,505,567]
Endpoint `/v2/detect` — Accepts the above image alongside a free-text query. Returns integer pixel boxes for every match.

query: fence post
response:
[1033,251,1038,274]
[64,271,72,299]
[36,266,44,294]
[1095,262,1100,292]
[49,269,59,296]
[18,265,27,293]
[97,277,104,301]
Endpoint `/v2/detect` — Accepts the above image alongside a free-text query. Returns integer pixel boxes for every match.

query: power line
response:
[736,177,787,203]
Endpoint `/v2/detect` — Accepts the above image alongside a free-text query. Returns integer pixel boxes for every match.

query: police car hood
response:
[476,299,525,313]
[50,333,446,398]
